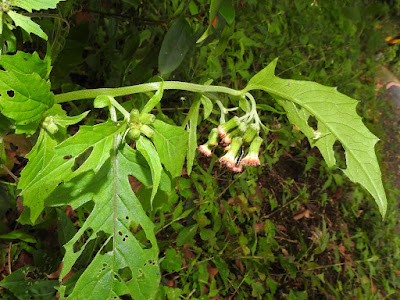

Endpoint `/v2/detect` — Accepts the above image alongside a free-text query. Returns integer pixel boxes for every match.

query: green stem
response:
[54,81,243,103]
[108,96,130,120]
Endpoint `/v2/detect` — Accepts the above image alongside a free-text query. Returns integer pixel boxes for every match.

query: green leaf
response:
[0,267,57,300]
[219,0,235,26]
[136,136,162,209]
[161,249,183,273]
[18,121,124,223]
[0,51,52,79]
[159,17,192,75]
[52,111,89,127]
[141,82,164,115]
[7,11,48,40]
[186,98,200,175]
[176,224,198,246]
[152,120,188,178]
[244,59,387,216]
[57,209,76,249]
[56,144,159,299]
[0,69,54,134]
[200,95,213,119]
[13,0,66,12]
[0,230,37,243]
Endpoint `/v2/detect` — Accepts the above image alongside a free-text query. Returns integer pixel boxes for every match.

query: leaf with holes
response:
[0,51,51,79]
[52,144,160,300]
[18,121,125,223]
[151,120,188,178]
[243,58,387,217]
[0,69,53,134]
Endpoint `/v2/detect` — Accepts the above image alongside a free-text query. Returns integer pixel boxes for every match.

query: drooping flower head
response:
[198,128,219,157]
[217,116,240,139]
[219,137,243,169]
[241,136,263,167]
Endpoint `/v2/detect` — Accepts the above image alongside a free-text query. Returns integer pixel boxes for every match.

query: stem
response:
[54,81,243,103]
[108,96,130,120]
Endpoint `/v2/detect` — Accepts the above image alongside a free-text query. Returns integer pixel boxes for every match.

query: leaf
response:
[176,224,198,246]
[219,0,235,26]
[7,11,48,40]
[159,17,192,75]
[18,121,124,223]
[244,58,387,216]
[160,249,183,273]
[0,267,57,300]
[52,111,89,127]
[152,120,188,178]
[141,82,164,114]
[200,95,213,119]
[136,136,162,209]
[0,230,37,243]
[55,144,159,300]
[13,0,66,12]
[186,98,201,175]
[0,69,54,134]
[0,51,52,79]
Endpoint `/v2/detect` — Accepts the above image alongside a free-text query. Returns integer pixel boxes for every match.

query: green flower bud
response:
[42,116,59,134]
[130,109,140,122]
[140,124,155,138]
[128,128,141,140]
[242,124,259,143]
[139,113,156,124]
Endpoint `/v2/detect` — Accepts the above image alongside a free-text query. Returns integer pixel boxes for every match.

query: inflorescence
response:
[198,93,264,173]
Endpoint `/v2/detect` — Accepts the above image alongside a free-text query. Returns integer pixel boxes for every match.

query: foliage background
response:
[1,0,400,299]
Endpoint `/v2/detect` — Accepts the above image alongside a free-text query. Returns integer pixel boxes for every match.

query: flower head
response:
[241,136,263,167]
[217,116,240,139]
[198,128,219,157]
[219,137,243,169]
[198,143,212,157]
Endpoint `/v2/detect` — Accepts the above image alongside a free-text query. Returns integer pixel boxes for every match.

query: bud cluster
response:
[128,109,156,140]
[198,117,263,173]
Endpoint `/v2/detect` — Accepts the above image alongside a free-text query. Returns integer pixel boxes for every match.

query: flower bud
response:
[42,116,59,135]
[128,128,141,140]
[130,109,140,122]
[241,136,263,167]
[140,124,155,138]
[140,113,156,124]
[217,116,240,139]
[242,124,259,143]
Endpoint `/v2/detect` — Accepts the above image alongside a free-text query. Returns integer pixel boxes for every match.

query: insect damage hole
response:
[7,90,14,98]
[333,140,347,170]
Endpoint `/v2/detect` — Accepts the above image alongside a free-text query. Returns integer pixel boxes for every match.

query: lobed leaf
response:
[54,145,160,300]
[18,121,124,223]
[152,120,188,178]
[243,59,387,216]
